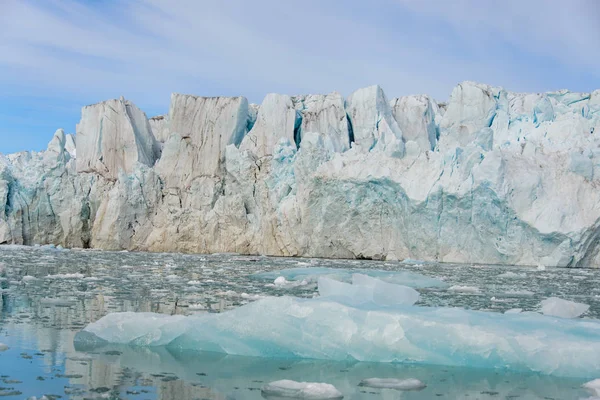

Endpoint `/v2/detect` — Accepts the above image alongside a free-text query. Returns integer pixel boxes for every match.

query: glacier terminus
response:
[2,82,600,267]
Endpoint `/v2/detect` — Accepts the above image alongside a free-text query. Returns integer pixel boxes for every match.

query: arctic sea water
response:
[0,245,599,399]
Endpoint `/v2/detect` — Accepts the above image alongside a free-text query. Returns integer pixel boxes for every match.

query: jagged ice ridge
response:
[2,82,600,267]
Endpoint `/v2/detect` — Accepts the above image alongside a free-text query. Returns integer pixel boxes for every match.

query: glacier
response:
[75,276,600,378]
[2,82,600,267]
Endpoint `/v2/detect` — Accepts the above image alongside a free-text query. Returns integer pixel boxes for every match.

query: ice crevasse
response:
[2,83,600,267]
[76,276,600,378]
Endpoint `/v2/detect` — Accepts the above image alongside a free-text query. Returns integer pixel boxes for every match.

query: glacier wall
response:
[2,82,600,267]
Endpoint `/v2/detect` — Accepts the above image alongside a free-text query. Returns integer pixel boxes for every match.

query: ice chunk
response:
[77,293,600,377]
[0,343,8,351]
[358,378,426,390]
[253,268,447,289]
[46,273,84,279]
[261,380,343,399]
[497,271,527,279]
[504,308,523,314]
[583,379,600,397]
[448,285,480,293]
[318,275,419,307]
[540,297,589,318]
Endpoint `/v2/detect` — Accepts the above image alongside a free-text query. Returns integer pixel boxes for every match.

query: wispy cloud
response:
[0,0,598,153]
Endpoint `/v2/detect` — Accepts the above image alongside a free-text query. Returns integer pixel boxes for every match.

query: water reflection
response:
[0,246,598,399]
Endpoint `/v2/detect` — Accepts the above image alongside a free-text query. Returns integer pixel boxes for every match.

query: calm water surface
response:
[0,246,599,399]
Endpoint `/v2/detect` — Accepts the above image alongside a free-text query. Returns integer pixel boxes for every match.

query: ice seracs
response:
[3,81,600,267]
[76,97,160,180]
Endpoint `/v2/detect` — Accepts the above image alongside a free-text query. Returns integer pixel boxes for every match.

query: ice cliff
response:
[2,82,600,267]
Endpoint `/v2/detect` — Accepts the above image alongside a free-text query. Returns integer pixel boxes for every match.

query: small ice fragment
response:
[274,276,288,286]
[187,280,201,285]
[22,275,37,282]
[504,308,523,314]
[46,273,84,279]
[540,297,589,318]
[240,293,267,301]
[261,380,343,399]
[359,378,426,391]
[188,304,206,310]
[583,378,600,397]
[448,285,480,293]
[537,264,546,271]
[0,343,8,351]
[498,271,526,278]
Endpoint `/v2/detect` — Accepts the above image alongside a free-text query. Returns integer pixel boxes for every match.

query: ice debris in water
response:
[0,343,8,351]
[46,273,84,279]
[77,276,600,377]
[358,378,426,390]
[261,380,343,399]
[583,379,600,397]
[273,276,310,288]
[448,285,480,293]
[540,297,589,318]
[253,267,447,289]
[497,271,527,279]
[504,308,523,314]
[318,274,419,306]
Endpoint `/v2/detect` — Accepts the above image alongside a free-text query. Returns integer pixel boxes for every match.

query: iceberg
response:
[253,268,447,289]
[261,380,343,399]
[540,297,590,318]
[76,278,600,378]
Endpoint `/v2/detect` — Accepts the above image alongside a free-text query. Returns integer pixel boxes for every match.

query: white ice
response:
[0,343,8,351]
[540,297,589,318]
[358,378,426,390]
[318,274,419,307]
[448,285,480,294]
[261,380,343,399]
[254,267,447,289]
[584,379,600,397]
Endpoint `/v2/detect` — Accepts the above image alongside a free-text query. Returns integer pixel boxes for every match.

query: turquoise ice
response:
[77,277,600,378]
[252,267,448,289]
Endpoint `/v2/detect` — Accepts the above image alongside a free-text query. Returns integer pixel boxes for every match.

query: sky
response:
[1,0,599,154]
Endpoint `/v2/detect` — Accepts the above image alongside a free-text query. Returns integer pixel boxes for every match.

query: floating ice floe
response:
[261,380,343,399]
[254,267,447,289]
[540,297,589,318]
[584,379,600,397]
[504,308,523,314]
[46,273,84,279]
[448,285,480,294]
[358,378,426,390]
[0,343,8,351]
[497,271,527,279]
[76,276,600,378]
[318,274,419,306]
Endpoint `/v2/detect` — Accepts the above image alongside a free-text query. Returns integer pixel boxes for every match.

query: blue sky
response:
[1,0,599,154]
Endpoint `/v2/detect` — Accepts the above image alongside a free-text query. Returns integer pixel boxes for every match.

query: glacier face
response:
[2,82,600,267]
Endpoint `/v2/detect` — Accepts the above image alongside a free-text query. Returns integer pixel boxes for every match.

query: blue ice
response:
[76,277,600,378]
